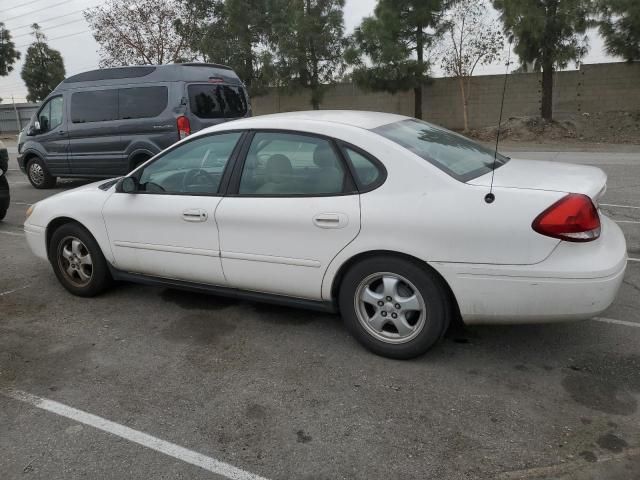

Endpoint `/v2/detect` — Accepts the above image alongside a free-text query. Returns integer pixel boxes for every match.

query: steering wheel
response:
[182,168,216,191]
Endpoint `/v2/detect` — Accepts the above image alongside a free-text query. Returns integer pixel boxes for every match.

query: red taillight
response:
[532,194,601,242]
[177,115,191,139]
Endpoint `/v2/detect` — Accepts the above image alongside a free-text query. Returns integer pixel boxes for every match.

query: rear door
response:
[186,83,249,133]
[215,131,361,300]
[67,88,126,176]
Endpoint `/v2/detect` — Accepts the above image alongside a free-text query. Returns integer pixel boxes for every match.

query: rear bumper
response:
[433,216,627,324]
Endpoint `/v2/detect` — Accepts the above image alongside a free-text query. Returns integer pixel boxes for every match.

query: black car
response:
[0,140,9,221]
[17,63,251,189]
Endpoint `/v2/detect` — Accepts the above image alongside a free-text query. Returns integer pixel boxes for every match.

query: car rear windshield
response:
[372,119,509,182]
[188,84,248,119]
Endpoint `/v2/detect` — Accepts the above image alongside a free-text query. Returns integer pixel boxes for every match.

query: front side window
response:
[239,132,347,196]
[188,84,248,119]
[137,132,241,194]
[38,96,64,133]
[71,89,118,123]
[373,119,509,181]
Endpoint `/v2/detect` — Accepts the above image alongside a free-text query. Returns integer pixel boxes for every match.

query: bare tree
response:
[84,0,196,67]
[439,0,503,131]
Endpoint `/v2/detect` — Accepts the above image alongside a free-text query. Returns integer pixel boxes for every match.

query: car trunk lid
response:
[468,159,607,202]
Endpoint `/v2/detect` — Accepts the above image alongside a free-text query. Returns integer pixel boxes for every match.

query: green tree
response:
[345,0,446,119]
[0,22,21,77]
[597,0,640,61]
[492,0,591,121]
[177,0,276,96]
[272,0,347,109]
[20,24,66,102]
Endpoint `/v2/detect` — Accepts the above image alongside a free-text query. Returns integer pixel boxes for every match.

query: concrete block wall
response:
[252,62,640,129]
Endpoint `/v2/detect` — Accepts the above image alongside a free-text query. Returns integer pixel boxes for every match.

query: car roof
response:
[205,110,410,132]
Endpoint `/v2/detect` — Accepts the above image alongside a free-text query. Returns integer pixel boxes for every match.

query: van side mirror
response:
[27,121,41,136]
[117,177,139,193]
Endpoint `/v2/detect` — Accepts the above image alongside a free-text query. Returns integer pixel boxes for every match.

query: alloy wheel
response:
[354,272,427,344]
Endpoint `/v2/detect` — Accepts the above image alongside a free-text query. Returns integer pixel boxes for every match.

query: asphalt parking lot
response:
[1,141,639,480]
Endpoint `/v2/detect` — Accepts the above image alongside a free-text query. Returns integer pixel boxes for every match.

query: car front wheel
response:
[49,223,112,296]
[27,157,56,189]
[339,257,451,359]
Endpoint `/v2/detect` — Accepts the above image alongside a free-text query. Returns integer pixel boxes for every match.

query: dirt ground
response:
[467,111,640,145]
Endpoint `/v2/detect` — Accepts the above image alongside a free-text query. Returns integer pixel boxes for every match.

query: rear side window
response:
[343,146,383,188]
[71,89,118,123]
[188,84,248,119]
[118,86,167,119]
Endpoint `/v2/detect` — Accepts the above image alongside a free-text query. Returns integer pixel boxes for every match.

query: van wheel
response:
[27,157,56,189]
[339,257,451,360]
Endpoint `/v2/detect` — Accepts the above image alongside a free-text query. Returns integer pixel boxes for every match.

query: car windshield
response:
[372,119,509,181]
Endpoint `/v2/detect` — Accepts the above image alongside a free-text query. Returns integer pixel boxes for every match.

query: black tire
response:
[339,256,451,359]
[129,155,150,173]
[26,157,56,189]
[48,222,112,297]
[0,175,8,221]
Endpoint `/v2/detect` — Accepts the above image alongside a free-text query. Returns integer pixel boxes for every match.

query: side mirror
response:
[117,176,139,193]
[27,121,41,136]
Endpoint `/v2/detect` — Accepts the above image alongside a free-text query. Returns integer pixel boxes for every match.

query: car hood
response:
[468,159,607,201]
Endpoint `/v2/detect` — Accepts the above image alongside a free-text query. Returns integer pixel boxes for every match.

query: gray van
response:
[17,63,251,188]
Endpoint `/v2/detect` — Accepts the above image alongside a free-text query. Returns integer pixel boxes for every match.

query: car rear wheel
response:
[339,257,451,359]
[27,157,56,189]
[49,223,112,296]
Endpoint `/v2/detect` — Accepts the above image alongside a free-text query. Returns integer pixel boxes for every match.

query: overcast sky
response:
[0,0,615,104]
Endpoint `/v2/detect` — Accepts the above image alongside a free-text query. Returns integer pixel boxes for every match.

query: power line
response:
[8,5,99,31]
[0,0,51,14]
[16,30,91,48]
[12,18,85,39]
[3,0,78,23]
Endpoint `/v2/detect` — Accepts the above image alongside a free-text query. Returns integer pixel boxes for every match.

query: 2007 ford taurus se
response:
[24,111,627,359]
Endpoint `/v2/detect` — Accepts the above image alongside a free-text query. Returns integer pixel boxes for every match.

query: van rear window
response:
[188,84,248,119]
[119,86,167,119]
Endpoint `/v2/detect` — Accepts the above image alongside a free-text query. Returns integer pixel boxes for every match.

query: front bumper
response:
[24,223,47,261]
[433,216,628,324]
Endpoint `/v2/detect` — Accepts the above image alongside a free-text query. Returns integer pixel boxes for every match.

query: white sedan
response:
[24,111,627,359]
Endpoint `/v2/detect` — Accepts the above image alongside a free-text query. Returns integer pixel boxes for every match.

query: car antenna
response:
[485,41,513,205]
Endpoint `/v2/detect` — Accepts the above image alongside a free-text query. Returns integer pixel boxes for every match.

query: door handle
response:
[313,213,348,229]
[58,130,66,135]
[182,209,208,222]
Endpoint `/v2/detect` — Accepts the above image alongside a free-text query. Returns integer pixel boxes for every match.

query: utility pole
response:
[12,96,21,132]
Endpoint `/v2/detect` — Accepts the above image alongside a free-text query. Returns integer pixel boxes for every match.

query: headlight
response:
[25,204,36,220]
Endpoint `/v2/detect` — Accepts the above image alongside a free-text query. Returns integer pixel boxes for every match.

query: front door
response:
[34,95,69,175]
[216,131,361,300]
[102,131,243,285]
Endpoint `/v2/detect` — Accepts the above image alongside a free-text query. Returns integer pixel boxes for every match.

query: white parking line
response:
[593,317,640,328]
[12,201,32,206]
[0,389,270,480]
[0,230,24,237]
[601,203,640,209]
[616,220,640,224]
[0,285,30,296]
[629,258,640,263]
